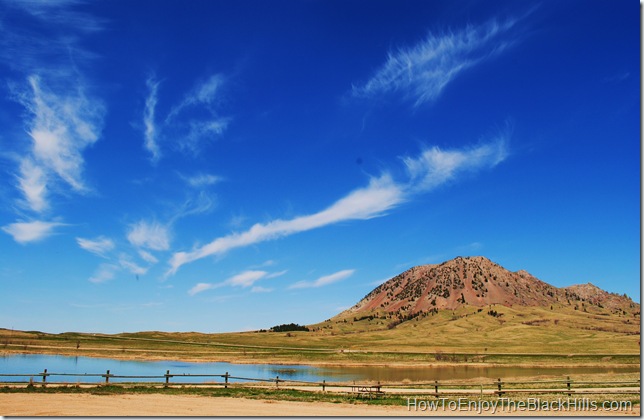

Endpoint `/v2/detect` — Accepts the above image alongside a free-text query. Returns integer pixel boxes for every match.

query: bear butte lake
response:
[0,354,638,384]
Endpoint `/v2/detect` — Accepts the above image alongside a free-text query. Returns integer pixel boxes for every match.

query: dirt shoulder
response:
[0,394,412,416]
[1,394,640,416]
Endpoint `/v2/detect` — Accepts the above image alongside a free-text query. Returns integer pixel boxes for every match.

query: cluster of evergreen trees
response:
[269,323,309,332]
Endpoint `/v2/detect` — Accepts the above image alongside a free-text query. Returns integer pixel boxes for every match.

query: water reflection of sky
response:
[0,355,357,384]
[0,355,638,384]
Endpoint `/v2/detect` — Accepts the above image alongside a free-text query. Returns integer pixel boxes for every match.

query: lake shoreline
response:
[2,349,640,370]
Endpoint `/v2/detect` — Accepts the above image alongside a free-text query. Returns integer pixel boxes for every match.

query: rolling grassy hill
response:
[1,256,639,365]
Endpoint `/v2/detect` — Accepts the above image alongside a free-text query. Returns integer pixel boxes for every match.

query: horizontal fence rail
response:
[0,370,640,397]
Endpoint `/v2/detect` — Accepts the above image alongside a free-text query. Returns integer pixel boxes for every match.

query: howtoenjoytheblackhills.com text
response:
[406,397,633,414]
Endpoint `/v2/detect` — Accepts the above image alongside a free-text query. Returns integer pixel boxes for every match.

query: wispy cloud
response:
[143,76,161,163]
[76,236,114,257]
[87,254,148,283]
[250,286,273,293]
[17,158,48,213]
[4,0,104,33]
[12,76,104,212]
[127,220,171,251]
[142,73,230,160]
[227,270,268,287]
[167,133,509,276]
[188,282,216,296]
[266,270,288,279]
[180,120,229,152]
[289,269,355,289]
[167,74,225,121]
[180,172,224,188]
[88,263,118,284]
[0,0,103,76]
[187,270,274,296]
[168,191,216,224]
[168,174,403,275]
[403,135,508,192]
[2,220,64,244]
[138,250,158,264]
[118,255,148,276]
[352,17,519,107]
[1,0,105,219]
[123,193,214,266]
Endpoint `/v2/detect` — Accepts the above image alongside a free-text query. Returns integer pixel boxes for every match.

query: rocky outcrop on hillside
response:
[344,256,639,317]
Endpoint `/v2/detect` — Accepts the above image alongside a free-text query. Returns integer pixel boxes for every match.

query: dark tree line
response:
[270,323,309,332]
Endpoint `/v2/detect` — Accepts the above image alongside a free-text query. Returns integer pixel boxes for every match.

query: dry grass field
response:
[1,307,639,417]
[1,303,639,366]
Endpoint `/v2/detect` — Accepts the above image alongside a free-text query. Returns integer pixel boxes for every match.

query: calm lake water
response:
[0,354,638,384]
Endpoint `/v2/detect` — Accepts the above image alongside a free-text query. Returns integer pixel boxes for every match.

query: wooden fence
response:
[0,371,639,397]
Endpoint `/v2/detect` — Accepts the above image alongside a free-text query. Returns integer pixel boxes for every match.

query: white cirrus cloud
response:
[180,172,224,188]
[226,270,268,288]
[2,220,64,244]
[188,282,216,296]
[119,256,148,276]
[11,76,104,212]
[403,135,508,193]
[178,118,230,154]
[167,134,508,276]
[251,286,273,293]
[266,270,288,279]
[352,17,520,107]
[3,0,104,33]
[138,250,159,264]
[89,263,119,284]
[127,220,171,251]
[169,191,216,223]
[289,269,356,290]
[167,74,225,121]
[188,269,281,296]
[0,0,103,77]
[76,236,115,257]
[24,75,103,192]
[141,73,230,160]
[17,158,48,213]
[167,174,403,275]
[143,76,161,163]
[1,0,105,218]
[166,74,230,154]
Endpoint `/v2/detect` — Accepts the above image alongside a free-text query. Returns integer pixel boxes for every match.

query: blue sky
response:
[0,0,639,334]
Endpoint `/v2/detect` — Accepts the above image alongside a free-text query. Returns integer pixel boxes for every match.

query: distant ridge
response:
[342,256,638,317]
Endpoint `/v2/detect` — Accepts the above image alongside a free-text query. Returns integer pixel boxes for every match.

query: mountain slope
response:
[342,256,638,318]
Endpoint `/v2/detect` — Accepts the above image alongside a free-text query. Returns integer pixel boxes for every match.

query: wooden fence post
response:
[434,380,438,395]
[275,375,279,389]
[224,372,229,389]
[42,369,47,386]
[105,370,110,385]
[567,376,571,396]
[322,380,326,392]
[497,378,502,394]
[165,370,170,387]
